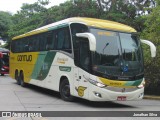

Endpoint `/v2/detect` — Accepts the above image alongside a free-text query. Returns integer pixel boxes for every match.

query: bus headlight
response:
[88,79,106,88]
[137,81,145,89]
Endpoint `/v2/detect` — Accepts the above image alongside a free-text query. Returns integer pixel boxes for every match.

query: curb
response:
[143,95,160,100]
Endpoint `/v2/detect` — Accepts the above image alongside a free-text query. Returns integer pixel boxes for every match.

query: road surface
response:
[0,75,159,120]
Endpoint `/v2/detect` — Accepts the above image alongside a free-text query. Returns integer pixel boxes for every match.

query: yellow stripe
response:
[12,17,136,40]
[70,17,136,33]
[12,29,48,40]
[98,77,136,88]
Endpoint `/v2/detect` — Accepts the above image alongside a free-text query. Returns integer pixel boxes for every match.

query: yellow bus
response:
[10,17,156,101]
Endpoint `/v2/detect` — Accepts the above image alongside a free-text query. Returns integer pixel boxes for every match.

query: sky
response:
[0,0,67,14]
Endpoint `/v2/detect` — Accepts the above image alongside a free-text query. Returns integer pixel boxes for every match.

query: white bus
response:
[10,17,156,101]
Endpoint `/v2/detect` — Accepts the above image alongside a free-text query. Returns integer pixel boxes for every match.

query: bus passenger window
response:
[39,33,47,51]
[46,31,55,50]
[32,36,39,51]
[57,27,72,53]
[57,30,65,49]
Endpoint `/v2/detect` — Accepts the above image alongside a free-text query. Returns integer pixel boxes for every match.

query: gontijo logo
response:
[17,55,32,62]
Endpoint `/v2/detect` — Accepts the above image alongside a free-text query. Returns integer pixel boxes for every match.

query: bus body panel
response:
[10,17,146,102]
[10,49,145,101]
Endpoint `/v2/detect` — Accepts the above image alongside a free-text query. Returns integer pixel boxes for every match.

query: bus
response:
[0,48,9,76]
[10,17,156,101]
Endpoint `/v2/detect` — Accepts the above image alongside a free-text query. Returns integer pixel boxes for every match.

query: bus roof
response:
[12,17,136,40]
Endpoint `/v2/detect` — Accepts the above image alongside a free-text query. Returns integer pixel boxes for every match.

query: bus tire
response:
[19,72,27,87]
[15,71,20,85]
[60,79,74,102]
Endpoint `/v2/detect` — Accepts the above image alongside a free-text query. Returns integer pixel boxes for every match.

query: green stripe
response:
[124,81,135,86]
[59,66,71,72]
[31,51,56,80]
[31,51,47,79]
[132,79,143,86]
[124,79,143,86]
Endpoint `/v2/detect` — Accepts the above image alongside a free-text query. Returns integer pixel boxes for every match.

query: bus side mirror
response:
[140,39,156,58]
[76,33,96,51]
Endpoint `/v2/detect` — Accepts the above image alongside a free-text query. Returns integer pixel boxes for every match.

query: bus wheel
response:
[60,79,74,102]
[19,72,26,87]
[15,71,20,85]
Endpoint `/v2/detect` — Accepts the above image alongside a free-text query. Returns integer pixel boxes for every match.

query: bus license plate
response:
[117,96,126,101]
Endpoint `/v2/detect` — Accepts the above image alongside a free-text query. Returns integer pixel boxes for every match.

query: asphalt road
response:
[0,75,160,120]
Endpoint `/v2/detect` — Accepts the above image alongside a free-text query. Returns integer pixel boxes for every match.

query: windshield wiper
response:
[102,43,109,54]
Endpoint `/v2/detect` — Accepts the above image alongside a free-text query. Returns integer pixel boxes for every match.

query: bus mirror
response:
[76,33,96,51]
[140,39,156,58]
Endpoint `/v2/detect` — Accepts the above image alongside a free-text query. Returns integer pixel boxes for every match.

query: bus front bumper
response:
[88,84,144,101]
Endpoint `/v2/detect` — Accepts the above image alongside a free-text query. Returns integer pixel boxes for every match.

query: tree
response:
[8,0,50,38]
[0,11,13,40]
[141,0,160,94]
[60,0,100,18]
[96,0,155,32]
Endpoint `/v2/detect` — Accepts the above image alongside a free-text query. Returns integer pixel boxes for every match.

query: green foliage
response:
[141,0,160,93]
[8,0,151,38]
[0,11,13,40]
[8,0,50,38]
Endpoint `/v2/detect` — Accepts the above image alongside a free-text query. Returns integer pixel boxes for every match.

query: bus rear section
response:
[0,51,9,76]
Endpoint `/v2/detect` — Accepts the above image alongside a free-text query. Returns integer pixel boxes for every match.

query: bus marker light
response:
[94,92,102,98]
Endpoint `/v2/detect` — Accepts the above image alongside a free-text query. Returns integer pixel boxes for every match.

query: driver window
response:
[79,40,90,71]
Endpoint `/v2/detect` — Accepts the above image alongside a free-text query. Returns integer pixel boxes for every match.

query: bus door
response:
[74,39,90,99]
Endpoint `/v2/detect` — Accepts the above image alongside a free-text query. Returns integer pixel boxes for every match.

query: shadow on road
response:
[75,99,135,108]
[15,83,136,109]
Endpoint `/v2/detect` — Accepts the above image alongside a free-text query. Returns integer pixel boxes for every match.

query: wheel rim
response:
[62,85,70,98]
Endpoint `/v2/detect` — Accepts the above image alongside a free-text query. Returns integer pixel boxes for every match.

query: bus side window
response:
[73,38,90,71]
[46,31,55,50]
[57,29,65,50]
[57,27,72,53]
[64,27,72,53]
[39,33,47,51]
[15,41,20,52]
[24,38,29,52]
[79,40,90,71]
[32,36,39,51]
[28,37,34,52]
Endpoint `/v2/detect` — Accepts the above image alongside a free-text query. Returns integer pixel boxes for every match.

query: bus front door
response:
[74,40,90,99]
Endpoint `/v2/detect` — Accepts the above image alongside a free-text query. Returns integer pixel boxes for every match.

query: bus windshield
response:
[0,52,9,66]
[90,28,144,80]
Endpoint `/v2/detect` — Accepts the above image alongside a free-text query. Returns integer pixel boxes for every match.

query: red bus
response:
[0,48,9,76]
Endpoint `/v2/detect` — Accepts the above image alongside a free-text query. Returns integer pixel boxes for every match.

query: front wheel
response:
[60,79,74,102]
